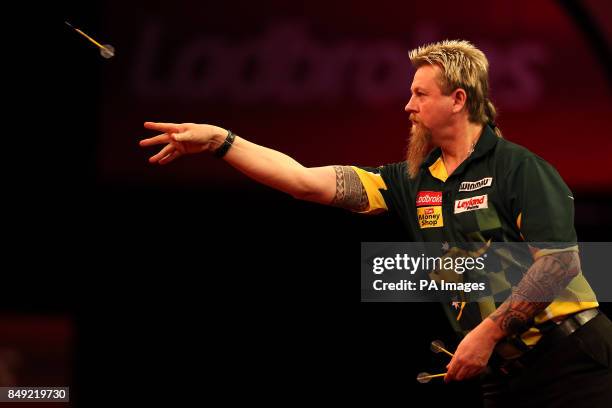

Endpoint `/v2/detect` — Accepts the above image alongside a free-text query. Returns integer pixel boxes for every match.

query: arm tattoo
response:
[330,166,369,211]
[488,251,581,336]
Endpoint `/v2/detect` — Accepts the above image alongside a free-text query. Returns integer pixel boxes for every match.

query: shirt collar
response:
[420,124,499,170]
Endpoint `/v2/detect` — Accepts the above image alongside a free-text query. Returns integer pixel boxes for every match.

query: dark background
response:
[4,0,612,406]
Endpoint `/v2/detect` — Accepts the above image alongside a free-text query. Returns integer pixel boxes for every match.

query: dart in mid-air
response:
[65,21,115,59]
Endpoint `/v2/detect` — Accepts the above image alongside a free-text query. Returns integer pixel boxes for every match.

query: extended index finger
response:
[144,122,181,133]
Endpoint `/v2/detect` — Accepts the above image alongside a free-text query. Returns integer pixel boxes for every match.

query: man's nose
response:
[405,96,417,113]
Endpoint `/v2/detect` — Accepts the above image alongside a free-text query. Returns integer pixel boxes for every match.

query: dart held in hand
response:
[430,339,454,358]
[416,372,447,383]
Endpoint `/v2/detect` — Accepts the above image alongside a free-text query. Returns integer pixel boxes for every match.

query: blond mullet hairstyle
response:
[409,40,502,137]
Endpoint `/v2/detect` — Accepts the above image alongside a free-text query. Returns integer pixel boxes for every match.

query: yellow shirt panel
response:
[350,166,389,215]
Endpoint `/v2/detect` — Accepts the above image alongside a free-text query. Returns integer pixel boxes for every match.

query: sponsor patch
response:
[417,206,444,228]
[416,191,442,207]
[454,194,488,214]
[458,177,493,192]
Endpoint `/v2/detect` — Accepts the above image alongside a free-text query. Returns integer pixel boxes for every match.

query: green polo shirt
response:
[354,125,598,345]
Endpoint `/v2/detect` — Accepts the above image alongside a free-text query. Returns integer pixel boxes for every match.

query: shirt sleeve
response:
[508,155,577,248]
[349,165,390,215]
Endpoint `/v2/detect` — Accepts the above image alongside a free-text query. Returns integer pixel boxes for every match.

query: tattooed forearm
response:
[330,166,369,211]
[488,251,581,336]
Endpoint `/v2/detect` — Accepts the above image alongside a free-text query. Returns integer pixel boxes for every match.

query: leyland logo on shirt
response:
[458,177,493,192]
[454,194,488,214]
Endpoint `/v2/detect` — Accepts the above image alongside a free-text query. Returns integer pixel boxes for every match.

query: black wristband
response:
[213,130,235,158]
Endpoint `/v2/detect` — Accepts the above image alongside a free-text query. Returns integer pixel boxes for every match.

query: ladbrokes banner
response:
[97,0,612,190]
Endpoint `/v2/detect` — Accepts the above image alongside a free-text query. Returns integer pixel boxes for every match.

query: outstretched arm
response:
[139,122,368,211]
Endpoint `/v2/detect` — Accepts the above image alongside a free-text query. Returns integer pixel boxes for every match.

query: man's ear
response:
[451,88,467,113]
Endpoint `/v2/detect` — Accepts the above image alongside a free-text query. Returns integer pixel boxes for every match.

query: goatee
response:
[406,120,433,179]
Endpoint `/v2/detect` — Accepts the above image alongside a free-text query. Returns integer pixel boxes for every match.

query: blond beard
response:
[406,121,433,179]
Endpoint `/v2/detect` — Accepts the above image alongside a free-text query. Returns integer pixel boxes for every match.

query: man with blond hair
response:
[140,40,612,406]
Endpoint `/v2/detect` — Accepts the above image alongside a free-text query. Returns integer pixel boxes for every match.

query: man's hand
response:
[139,122,227,165]
[444,318,504,382]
